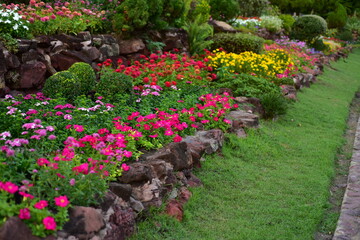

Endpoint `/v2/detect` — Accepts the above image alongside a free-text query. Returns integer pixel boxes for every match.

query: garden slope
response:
[132,49,360,240]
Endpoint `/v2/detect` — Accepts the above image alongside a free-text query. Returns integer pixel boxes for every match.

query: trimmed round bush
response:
[42,71,81,102]
[68,62,96,94]
[211,33,264,54]
[291,15,327,42]
[96,70,133,100]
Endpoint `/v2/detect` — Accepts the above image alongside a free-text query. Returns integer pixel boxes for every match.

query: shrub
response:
[211,33,264,54]
[279,14,295,34]
[42,71,81,102]
[237,0,269,17]
[327,3,347,29]
[68,62,96,95]
[209,0,240,22]
[212,72,282,98]
[291,15,327,43]
[187,0,211,24]
[183,15,214,55]
[260,15,283,33]
[96,68,133,101]
[260,92,288,119]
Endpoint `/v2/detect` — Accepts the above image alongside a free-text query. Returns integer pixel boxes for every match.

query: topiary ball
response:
[291,15,327,43]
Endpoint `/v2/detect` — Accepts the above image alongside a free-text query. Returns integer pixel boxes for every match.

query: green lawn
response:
[131,49,360,240]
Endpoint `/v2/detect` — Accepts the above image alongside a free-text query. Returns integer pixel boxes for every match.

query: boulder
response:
[145,142,193,171]
[62,206,105,240]
[118,39,145,55]
[105,205,135,240]
[209,20,237,33]
[18,61,47,89]
[226,110,259,129]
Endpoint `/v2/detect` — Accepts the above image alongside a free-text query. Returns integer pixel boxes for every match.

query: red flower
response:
[54,195,70,207]
[43,216,57,230]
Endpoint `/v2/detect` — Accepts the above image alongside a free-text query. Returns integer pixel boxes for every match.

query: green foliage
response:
[209,0,240,22]
[345,16,360,34]
[68,62,96,95]
[259,92,288,119]
[336,30,354,41]
[0,33,18,53]
[327,3,348,29]
[291,15,328,43]
[187,0,211,24]
[183,15,214,55]
[42,71,82,102]
[213,72,281,98]
[96,68,134,101]
[211,33,264,54]
[260,15,283,33]
[279,14,295,34]
[237,0,269,17]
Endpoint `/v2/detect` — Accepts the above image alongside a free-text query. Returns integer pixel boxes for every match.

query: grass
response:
[130,49,360,240]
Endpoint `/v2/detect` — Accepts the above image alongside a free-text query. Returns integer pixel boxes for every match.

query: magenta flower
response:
[34,200,48,209]
[43,216,57,230]
[19,208,31,219]
[54,195,70,207]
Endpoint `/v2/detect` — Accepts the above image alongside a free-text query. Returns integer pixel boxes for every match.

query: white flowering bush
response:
[0,7,29,38]
[260,15,283,33]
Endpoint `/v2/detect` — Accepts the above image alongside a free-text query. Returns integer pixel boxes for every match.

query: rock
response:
[18,61,47,89]
[109,182,132,201]
[81,47,101,61]
[235,128,247,138]
[0,217,39,240]
[99,43,120,58]
[118,162,153,184]
[51,50,90,71]
[118,39,145,55]
[131,178,162,203]
[129,197,145,213]
[63,206,105,240]
[105,205,135,240]
[165,200,183,221]
[226,110,259,129]
[209,20,237,33]
[145,142,193,171]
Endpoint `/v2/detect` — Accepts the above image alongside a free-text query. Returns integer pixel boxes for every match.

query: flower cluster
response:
[98,51,215,91]
[207,49,294,79]
[1,0,105,36]
[0,7,29,38]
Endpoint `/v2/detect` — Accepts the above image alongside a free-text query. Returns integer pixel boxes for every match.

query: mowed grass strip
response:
[131,49,360,240]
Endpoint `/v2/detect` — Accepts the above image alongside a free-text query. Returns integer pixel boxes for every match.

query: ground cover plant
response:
[130,48,360,240]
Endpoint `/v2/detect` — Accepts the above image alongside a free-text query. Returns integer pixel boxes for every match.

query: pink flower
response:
[19,208,31,219]
[34,200,48,209]
[121,163,130,171]
[43,216,57,230]
[2,182,18,194]
[173,135,182,142]
[37,158,49,166]
[54,196,70,207]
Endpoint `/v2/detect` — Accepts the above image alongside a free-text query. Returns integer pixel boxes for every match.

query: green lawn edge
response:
[131,49,360,240]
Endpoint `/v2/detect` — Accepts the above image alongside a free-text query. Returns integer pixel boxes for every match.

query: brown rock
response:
[145,142,193,171]
[166,200,183,221]
[118,162,153,184]
[105,205,135,240]
[226,110,259,129]
[63,206,105,240]
[209,20,237,33]
[19,61,47,89]
[118,39,145,55]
